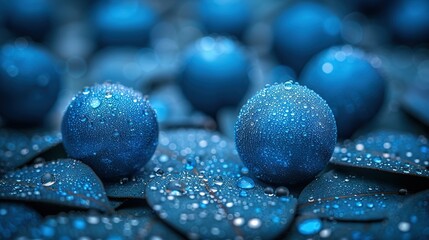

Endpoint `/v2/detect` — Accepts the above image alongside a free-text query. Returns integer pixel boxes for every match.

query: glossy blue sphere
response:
[235,82,337,185]
[3,0,53,40]
[61,83,159,181]
[273,2,341,72]
[300,45,385,138]
[0,42,61,126]
[388,0,429,44]
[179,36,251,116]
[198,0,251,37]
[91,0,158,47]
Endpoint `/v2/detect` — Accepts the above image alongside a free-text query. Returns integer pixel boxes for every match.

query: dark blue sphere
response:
[0,42,61,126]
[273,2,341,72]
[61,83,159,180]
[300,45,385,139]
[387,0,429,44]
[91,0,158,47]
[198,0,251,37]
[179,36,251,116]
[235,82,337,185]
[3,0,53,41]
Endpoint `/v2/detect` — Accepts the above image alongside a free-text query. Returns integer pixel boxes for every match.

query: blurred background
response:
[0,0,428,139]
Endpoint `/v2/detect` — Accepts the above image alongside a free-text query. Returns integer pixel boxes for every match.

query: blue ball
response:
[300,45,385,138]
[3,0,53,40]
[198,0,251,37]
[61,83,159,180]
[179,36,251,116]
[387,0,429,44]
[0,42,62,126]
[273,2,341,72]
[235,82,337,185]
[91,0,158,47]
[179,37,250,116]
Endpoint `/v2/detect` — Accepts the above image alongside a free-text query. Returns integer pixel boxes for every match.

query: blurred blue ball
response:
[388,0,429,44]
[88,47,158,90]
[267,65,297,85]
[3,0,53,41]
[179,36,251,116]
[0,42,62,126]
[198,0,251,37]
[300,45,385,138]
[235,82,337,185]
[273,2,341,72]
[91,0,158,47]
[61,83,159,180]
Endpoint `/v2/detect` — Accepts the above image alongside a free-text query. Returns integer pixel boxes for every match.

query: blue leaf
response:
[330,131,429,178]
[15,210,183,239]
[0,202,42,239]
[104,132,185,199]
[145,129,297,239]
[380,189,429,239]
[298,169,409,221]
[284,216,383,239]
[115,200,185,239]
[0,159,112,212]
[0,129,62,175]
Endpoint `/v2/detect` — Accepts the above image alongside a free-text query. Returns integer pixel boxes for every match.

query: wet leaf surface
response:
[330,131,429,178]
[298,169,410,221]
[145,129,297,239]
[104,132,186,199]
[14,211,182,240]
[0,129,62,175]
[380,189,429,240]
[0,159,112,212]
[283,216,383,239]
[0,202,42,239]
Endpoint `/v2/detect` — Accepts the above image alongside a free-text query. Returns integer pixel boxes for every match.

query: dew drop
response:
[284,80,293,90]
[155,169,164,176]
[41,173,56,187]
[297,218,322,235]
[90,98,101,109]
[275,186,290,197]
[166,180,186,196]
[373,157,382,163]
[236,176,255,189]
[213,176,224,186]
[248,218,262,229]
[82,87,90,95]
[105,91,112,99]
[319,228,332,238]
[398,222,411,232]
[398,188,408,195]
[264,187,274,196]
[240,167,249,175]
[233,217,245,226]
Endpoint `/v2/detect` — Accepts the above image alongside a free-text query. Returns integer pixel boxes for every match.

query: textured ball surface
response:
[273,2,341,72]
[0,42,61,126]
[179,36,251,116]
[61,83,159,180]
[91,0,157,47]
[235,82,337,185]
[300,45,385,138]
[198,0,251,37]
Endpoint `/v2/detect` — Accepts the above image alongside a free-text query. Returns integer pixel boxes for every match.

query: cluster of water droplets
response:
[298,169,411,222]
[0,129,62,174]
[331,131,429,177]
[143,129,297,239]
[0,159,111,212]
